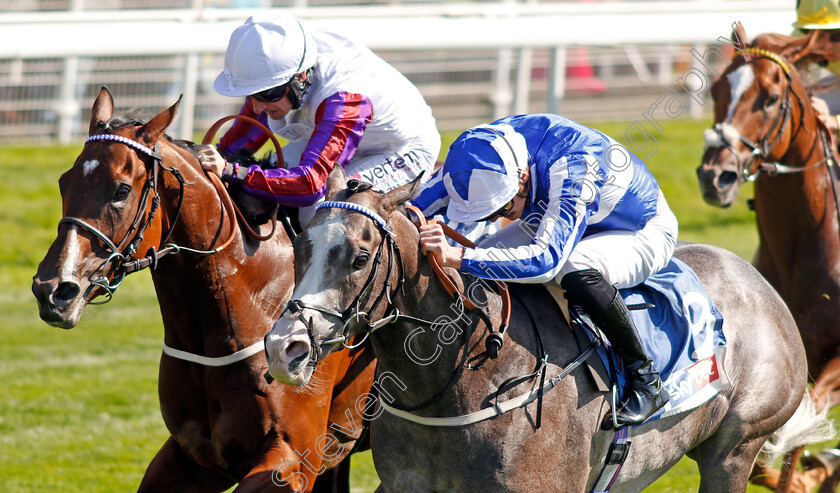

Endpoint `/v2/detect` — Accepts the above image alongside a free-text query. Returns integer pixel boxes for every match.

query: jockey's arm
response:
[196,92,373,207]
[458,193,587,283]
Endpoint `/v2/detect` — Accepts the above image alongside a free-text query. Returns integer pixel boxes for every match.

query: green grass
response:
[0,117,813,492]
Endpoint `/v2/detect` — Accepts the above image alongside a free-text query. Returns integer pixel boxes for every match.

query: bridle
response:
[708,47,840,183]
[275,198,522,412]
[709,46,840,244]
[59,132,237,304]
[280,200,406,351]
[715,47,812,181]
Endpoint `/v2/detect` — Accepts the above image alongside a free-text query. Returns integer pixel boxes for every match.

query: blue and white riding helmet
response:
[215,14,318,97]
[442,123,530,223]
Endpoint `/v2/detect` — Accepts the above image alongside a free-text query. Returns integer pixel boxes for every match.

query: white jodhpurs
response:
[475,190,678,289]
[556,190,678,289]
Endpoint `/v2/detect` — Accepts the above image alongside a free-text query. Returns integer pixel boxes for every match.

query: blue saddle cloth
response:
[589,257,728,423]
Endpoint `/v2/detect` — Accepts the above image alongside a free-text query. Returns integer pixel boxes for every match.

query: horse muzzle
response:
[697,150,743,208]
[264,318,314,386]
[31,275,84,329]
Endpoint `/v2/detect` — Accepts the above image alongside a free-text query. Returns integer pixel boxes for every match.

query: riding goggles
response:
[478,196,515,222]
[250,82,291,103]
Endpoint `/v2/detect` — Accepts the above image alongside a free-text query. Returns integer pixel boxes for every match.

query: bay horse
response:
[263,166,830,492]
[697,30,840,491]
[31,87,376,492]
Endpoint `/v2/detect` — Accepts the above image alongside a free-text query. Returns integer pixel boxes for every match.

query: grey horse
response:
[265,167,829,492]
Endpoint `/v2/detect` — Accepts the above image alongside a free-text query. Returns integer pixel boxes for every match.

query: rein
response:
[404,204,512,360]
[59,133,237,304]
[202,114,285,241]
[285,199,576,426]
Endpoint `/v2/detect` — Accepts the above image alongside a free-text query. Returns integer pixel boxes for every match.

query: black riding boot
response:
[561,269,669,427]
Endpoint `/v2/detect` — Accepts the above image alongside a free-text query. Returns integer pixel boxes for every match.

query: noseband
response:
[59,133,236,304]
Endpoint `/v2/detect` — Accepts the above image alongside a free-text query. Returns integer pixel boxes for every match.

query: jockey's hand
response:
[194,144,227,178]
[811,96,838,136]
[419,223,464,270]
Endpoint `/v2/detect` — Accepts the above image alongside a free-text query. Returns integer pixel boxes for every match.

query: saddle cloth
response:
[575,257,728,423]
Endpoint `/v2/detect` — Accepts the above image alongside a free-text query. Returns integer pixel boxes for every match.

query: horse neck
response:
[754,92,839,273]
[150,143,294,352]
[369,214,523,413]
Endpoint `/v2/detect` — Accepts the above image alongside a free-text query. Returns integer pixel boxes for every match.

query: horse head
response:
[698,29,833,207]
[265,167,422,385]
[31,86,205,328]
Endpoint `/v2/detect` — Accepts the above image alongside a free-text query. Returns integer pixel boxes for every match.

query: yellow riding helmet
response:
[793,0,840,30]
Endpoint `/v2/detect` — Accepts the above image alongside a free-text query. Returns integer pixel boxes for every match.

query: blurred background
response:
[0,0,792,144]
[0,1,813,492]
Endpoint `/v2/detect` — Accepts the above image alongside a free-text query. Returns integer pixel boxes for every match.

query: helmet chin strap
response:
[287,18,312,111]
[287,68,312,110]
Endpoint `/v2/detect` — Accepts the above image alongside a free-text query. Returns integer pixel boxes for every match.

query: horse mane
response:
[96,109,199,155]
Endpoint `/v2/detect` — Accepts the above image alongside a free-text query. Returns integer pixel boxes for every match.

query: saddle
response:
[552,258,729,425]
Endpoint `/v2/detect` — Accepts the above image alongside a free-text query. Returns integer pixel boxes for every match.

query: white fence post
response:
[514,47,533,115]
[180,53,199,141]
[57,56,79,144]
[492,48,513,121]
[548,46,566,115]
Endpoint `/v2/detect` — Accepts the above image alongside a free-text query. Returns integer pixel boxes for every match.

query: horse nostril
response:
[53,281,81,303]
[283,340,311,365]
[718,171,738,188]
[32,280,53,305]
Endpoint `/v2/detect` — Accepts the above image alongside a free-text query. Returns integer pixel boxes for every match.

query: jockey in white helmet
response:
[196,14,440,226]
[412,114,679,426]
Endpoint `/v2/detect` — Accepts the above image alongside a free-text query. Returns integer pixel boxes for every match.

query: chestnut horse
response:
[31,87,375,492]
[698,31,840,491]
[263,167,830,492]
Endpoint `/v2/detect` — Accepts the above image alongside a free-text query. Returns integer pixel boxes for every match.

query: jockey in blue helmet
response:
[411,113,679,427]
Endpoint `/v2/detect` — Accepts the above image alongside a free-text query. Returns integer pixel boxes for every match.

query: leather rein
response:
[281,201,511,354]
[281,200,597,427]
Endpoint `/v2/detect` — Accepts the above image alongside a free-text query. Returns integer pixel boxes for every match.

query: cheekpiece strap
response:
[318,201,394,236]
[85,134,161,159]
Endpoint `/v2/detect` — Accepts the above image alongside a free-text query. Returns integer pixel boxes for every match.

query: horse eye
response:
[765,95,779,108]
[352,253,369,270]
[113,184,131,201]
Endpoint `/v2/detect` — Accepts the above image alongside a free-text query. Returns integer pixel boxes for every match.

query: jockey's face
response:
[496,192,528,222]
[250,94,294,120]
[491,170,530,223]
[248,72,307,120]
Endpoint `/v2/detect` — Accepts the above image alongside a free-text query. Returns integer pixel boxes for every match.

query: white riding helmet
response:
[215,14,318,97]
[442,124,530,223]
[793,0,840,30]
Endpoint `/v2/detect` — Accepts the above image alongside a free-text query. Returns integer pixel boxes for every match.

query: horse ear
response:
[137,95,181,147]
[89,86,114,136]
[733,22,747,47]
[325,165,347,200]
[380,171,426,214]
